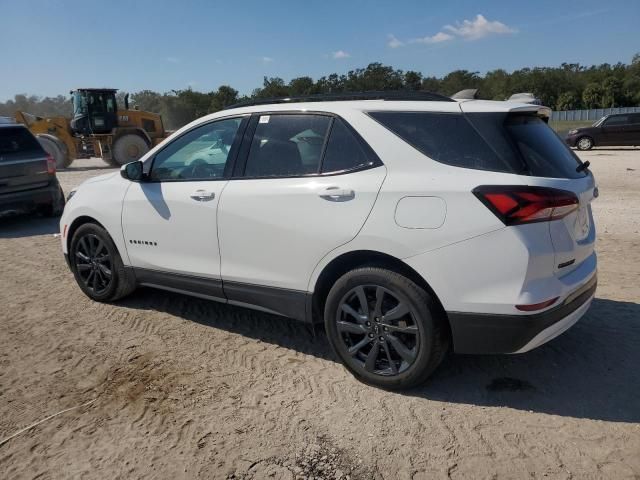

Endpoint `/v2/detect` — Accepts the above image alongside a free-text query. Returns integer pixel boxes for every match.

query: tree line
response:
[1,54,638,130]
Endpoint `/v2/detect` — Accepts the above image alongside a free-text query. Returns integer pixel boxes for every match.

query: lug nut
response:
[374,317,380,322]
[383,326,388,332]
[368,333,374,338]
[365,321,371,327]
[379,336,384,341]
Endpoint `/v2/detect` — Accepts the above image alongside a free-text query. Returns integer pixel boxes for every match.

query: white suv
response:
[60,92,597,389]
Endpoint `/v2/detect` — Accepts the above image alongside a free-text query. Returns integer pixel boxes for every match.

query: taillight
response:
[516,297,559,312]
[473,185,578,225]
[46,154,56,175]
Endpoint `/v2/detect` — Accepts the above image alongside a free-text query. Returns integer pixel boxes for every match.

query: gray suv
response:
[0,122,65,217]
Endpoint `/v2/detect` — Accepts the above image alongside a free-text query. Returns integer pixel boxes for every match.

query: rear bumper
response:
[448,274,597,354]
[0,180,61,214]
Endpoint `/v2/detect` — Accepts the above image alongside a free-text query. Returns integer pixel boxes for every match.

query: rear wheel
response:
[324,267,448,389]
[70,223,136,302]
[37,135,72,169]
[39,185,65,217]
[576,136,594,151]
[112,134,149,166]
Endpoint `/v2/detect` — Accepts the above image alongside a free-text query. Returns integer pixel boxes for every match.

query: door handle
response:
[318,186,355,201]
[190,189,216,201]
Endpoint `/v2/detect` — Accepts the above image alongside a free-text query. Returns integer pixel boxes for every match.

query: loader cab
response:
[70,88,118,135]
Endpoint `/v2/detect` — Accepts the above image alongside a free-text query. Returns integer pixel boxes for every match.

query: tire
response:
[576,136,594,151]
[324,267,448,390]
[37,135,73,169]
[69,223,136,302]
[112,134,149,166]
[39,185,65,217]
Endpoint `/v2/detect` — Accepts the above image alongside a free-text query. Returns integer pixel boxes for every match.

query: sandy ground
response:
[1,149,639,479]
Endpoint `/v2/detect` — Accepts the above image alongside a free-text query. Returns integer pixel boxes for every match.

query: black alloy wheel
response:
[74,233,113,295]
[324,267,448,389]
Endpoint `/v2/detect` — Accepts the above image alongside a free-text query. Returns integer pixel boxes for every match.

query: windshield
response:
[592,116,606,127]
[502,115,586,179]
[72,92,87,116]
[0,126,43,160]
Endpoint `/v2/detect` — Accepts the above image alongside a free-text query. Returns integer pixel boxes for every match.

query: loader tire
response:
[113,134,149,166]
[37,134,73,169]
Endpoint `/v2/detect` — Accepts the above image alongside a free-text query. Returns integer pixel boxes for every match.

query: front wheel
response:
[576,136,594,151]
[69,223,135,302]
[112,134,149,166]
[324,267,448,389]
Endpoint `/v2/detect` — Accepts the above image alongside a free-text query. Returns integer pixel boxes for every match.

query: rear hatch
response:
[0,126,52,195]
[463,106,595,276]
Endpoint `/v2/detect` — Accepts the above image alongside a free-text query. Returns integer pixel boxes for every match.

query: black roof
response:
[70,88,118,93]
[225,90,454,109]
[0,116,19,126]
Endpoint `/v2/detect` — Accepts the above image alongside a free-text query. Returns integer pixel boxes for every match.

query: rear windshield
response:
[369,111,586,179]
[0,127,44,160]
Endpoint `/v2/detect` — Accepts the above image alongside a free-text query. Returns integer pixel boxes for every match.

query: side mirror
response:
[120,160,144,181]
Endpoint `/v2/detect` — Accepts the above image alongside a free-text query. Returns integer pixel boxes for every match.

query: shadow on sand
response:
[0,214,60,238]
[120,289,640,423]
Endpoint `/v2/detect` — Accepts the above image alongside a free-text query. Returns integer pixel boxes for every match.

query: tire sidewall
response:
[69,223,123,301]
[324,268,437,389]
[113,134,150,166]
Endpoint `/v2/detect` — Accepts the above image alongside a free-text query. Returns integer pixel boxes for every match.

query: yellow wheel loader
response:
[15,88,169,168]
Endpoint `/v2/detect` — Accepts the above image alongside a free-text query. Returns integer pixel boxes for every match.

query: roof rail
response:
[224,90,454,110]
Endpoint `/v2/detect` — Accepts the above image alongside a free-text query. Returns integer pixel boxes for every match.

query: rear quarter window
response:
[370,111,586,179]
[368,111,525,174]
[0,127,44,161]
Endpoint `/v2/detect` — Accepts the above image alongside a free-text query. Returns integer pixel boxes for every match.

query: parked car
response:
[0,122,65,217]
[60,93,597,389]
[565,113,640,150]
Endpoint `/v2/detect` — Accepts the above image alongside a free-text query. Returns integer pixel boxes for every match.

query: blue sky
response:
[0,0,638,100]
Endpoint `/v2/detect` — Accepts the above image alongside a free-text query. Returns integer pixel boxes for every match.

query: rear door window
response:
[0,127,44,161]
[603,115,630,127]
[321,118,377,173]
[244,114,331,177]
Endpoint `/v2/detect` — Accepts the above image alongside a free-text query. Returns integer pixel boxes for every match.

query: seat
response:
[246,139,302,177]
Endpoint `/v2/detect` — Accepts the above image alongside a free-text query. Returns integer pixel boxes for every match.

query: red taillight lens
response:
[46,154,56,175]
[473,186,579,225]
[516,297,559,312]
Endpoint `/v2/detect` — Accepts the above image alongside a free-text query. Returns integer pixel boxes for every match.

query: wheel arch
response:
[66,215,107,253]
[310,250,450,337]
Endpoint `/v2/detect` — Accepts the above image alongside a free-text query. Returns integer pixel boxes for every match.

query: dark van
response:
[565,113,640,150]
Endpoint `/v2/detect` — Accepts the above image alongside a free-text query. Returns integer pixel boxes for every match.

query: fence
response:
[551,107,640,122]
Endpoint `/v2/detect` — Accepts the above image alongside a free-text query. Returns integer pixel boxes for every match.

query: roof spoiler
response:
[451,89,480,100]
[506,104,552,122]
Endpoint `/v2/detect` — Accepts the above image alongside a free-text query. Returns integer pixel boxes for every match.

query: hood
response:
[81,171,118,185]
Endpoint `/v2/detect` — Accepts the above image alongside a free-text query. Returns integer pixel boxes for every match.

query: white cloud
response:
[165,56,179,63]
[387,34,404,49]
[409,31,454,45]
[332,50,350,59]
[391,14,515,48]
[443,14,516,40]
[261,56,274,64]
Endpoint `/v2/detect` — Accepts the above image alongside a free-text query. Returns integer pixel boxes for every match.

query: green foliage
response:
[2,54,638,129]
